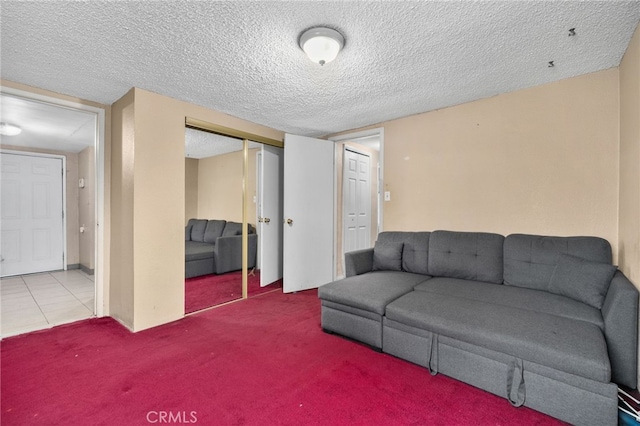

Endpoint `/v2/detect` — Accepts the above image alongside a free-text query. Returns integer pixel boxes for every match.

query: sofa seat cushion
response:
[385,291,610,383]
[414,277,603,329]
[318,271,431,315]
[185,241,215,262]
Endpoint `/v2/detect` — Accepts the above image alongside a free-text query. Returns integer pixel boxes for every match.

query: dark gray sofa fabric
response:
[372,241,404,271]
[377,231,430,275]
[318,230,638,425]
[602,271,639,388]
[189,219,208,242]
[428,230,504,284]
[344,248,374,277]
[503,234,612,291]
[203,220,227,243]
[318,271,430,315]
[548,253,616,309]
[385,291,611,383]
[185,241,216,262]
[414,277,604,328]
[185,219,257,278]
[382,320,618,426]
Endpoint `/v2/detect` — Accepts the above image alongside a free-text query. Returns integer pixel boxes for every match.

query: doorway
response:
[331,128,384,278]
[0,88,105,337]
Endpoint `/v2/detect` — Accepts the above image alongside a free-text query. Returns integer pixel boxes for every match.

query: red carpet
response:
[185,270,282,313]
[2,290,564,426]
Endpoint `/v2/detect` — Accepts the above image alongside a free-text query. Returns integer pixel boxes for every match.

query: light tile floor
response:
[1,270,95,338]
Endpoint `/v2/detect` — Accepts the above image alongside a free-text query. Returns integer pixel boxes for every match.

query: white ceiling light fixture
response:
[299,27,344,66]
[0,122,22,136]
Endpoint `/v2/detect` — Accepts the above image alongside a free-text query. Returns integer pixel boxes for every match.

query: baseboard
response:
[80,265,95,275]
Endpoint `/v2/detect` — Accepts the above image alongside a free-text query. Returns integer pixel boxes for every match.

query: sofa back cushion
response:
[372,240,404,271]
[377,231,430,275]
[428,230,505,284]
[548,253,616,309]
[203,220,227,243]
[222,221,243,237]
[189,219,208,242]
[503,234,613,291]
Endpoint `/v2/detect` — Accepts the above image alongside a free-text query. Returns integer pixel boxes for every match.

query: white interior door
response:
[283,134,334,293]
[257,145,283,287]
[1,152,64,277]
[343,148,371,253]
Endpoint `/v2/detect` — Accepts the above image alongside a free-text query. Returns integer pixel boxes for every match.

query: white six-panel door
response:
[282,134,334,293]
[343,148,371,254]
[1,152,64,277]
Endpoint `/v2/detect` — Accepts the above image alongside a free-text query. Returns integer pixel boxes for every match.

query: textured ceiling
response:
[185,128,261,159]
[1,1,639,138]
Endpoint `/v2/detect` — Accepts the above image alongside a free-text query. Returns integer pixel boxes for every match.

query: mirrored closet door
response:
[184,128,246,313]
[183,119,284,314]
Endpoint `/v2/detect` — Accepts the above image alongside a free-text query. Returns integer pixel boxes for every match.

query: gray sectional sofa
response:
[185,219,257,278]
[319,230,639,425]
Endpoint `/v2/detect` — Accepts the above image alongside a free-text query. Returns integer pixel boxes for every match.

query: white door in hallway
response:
[1,152,64,277]
[343,148,371,253]
[282,134,334,293]
[257,144,283,287]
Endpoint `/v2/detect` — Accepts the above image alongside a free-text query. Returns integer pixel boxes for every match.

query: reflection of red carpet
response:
[185,270,282,314]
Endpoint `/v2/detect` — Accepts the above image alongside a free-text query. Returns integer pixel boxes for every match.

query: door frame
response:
[1,85,107,317]
[330,127,384,279]
[0,150,67,275]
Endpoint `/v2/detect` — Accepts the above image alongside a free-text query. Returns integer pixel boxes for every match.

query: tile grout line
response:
[22,274,51,324]
[51,272,96,317]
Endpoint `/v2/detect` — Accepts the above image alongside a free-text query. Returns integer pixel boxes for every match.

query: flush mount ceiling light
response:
[0,122,22,136]
[299,27,344,66]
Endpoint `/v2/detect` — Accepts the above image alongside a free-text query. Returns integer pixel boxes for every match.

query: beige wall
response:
[331,69,621,262]
[79,146,95,272]
[197,148,258,226]
[185,158,199,224]
[111,88,283,331]
[619,23,640,287]
[110,89,135,327]
[0,144,81,267]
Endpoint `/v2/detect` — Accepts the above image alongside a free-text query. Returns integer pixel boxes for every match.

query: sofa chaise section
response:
[185,219,257,278]
[319,231,432,348]
[318,230,638,426]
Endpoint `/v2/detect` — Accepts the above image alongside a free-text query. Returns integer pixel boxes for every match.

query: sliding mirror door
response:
[184,128,248,313]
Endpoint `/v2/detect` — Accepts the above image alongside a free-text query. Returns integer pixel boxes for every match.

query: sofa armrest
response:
[602,270,638,388]
[214,234,258,275]
[345,248,374,277]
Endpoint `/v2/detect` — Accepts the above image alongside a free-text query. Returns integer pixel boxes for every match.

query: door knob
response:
[286,218,293,225]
